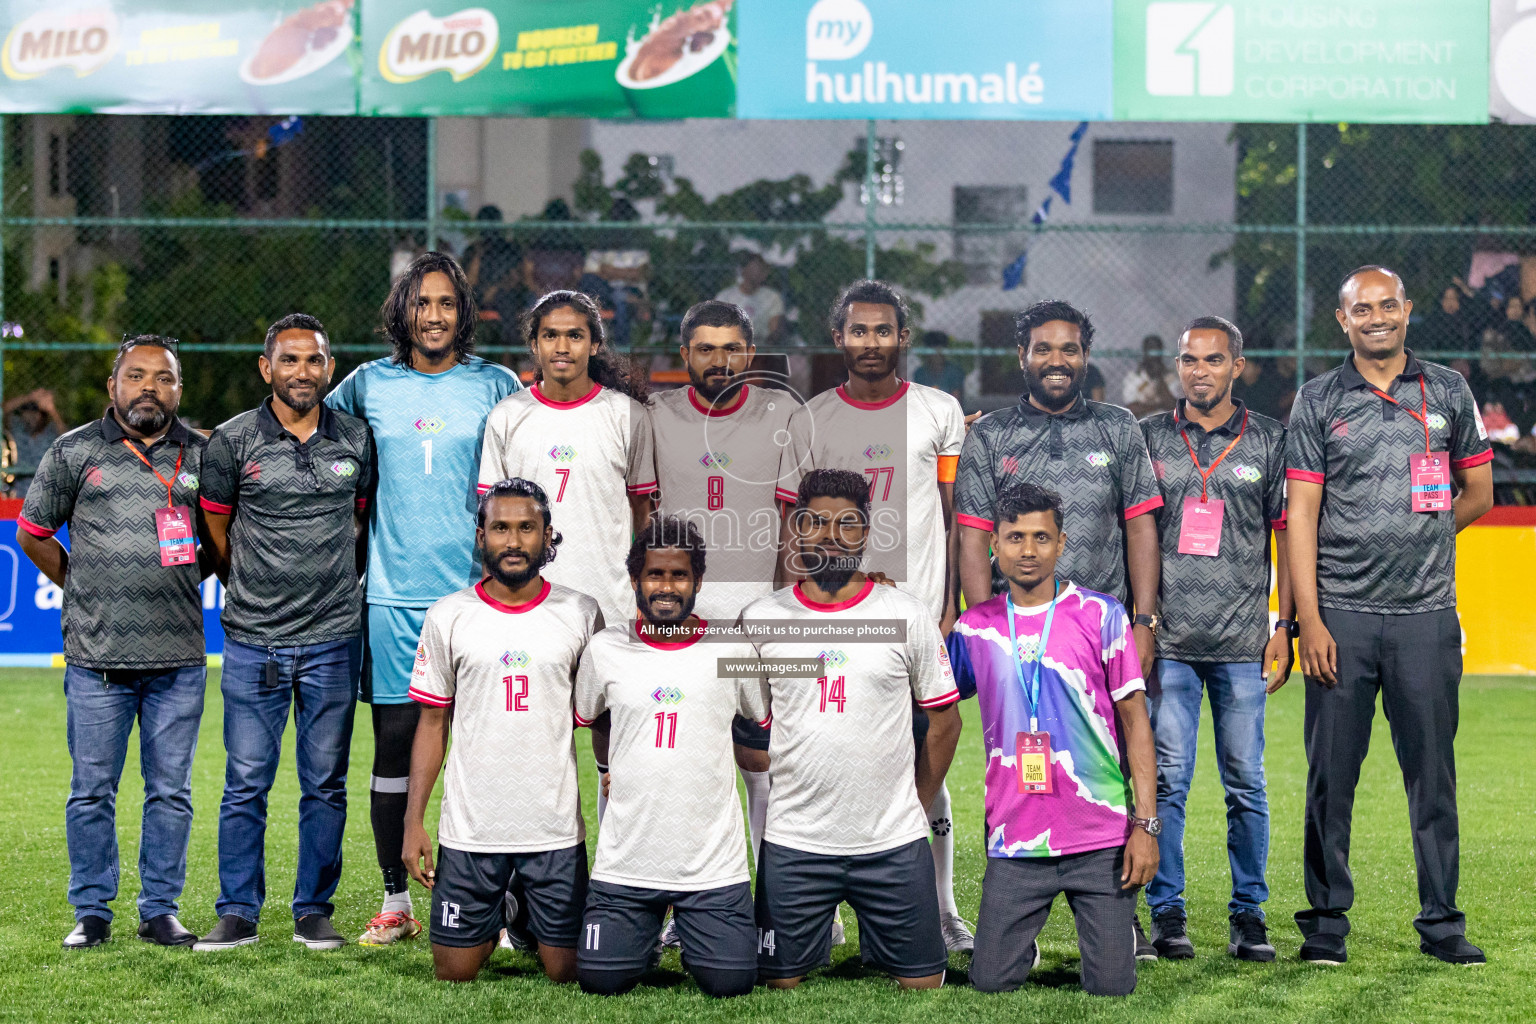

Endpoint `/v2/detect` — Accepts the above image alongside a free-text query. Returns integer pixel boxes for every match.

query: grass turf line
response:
[0,670,1531,1023]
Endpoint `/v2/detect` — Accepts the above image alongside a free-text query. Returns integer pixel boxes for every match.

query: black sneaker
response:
[1299,934,1347,965]
[293,915,346,951]
[1228,912,1275,962]
[1150,910,1195,960]
[500,885,535,952]
[193,914,259,951]
[63,916,111,950]
[1420,935,1486,965]
[1132,915,1159,961]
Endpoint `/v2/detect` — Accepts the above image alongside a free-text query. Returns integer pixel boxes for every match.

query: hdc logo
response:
[1146,2,1233,97]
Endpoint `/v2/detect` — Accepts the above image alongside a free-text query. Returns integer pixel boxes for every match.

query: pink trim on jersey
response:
[476,483,491,495]
[17,515,56,539]
[1452,449,1494,471]
[626,481,658,495]
[635,617,709,650]
[918,688,961,709]
[475,578,552,614]
[688,385,750,418]
[408,687,451,708]
[756,712,773,729]
[1271,512,1288,531]
[1286,469,1325,484]
[354,497,369,510]
[793,579,874,612]
[835,379,910,411]
[199,496,234,515]
[529,382,603,410]
[774,487,798,505]
[957,513,994,531]
[1123,496,1164,520]
[573,709,597,727]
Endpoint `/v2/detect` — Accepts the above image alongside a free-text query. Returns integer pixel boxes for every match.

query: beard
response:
[118,395,172,434]
[802,544,863,593]
[1022,364,1082,412]
[847,349,899,382]
[274,378,325,414]
[1186,380,1232,413]
[486,544,545,590]
[635,585,697,627]
[690,366,739,404]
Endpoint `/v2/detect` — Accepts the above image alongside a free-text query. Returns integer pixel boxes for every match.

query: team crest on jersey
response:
[501,650,529,668]
[177,471,198,488]
[1331,419,1349,438]
[548,444,576,462]
[651,686,685,704]
[1086,451,1111,467]
[85,466,103,487]
[242,460,262,481]
[415,644,427,664]
[863,443,893,461]
[1152,459,1166,480]
[1014,635,1042,661]
[819,650,848,669]
[1230,463,1262,482]
[700,450,732,469]
[330,460,357,477]
[414,416,446,434]
[999,456,1020,476]
[1426,413,1448,431]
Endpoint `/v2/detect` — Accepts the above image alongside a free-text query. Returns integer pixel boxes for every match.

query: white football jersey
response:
[775,380,964,620]
[740,581,959,856]
[575,620,769,890]
[652,384,798,621]
[409,580,602,853]
[479,383,657,625]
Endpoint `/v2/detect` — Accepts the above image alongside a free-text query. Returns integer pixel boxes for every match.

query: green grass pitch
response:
[0,670,1531,1023]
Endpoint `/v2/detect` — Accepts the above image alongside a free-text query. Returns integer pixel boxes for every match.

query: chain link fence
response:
[3,115,1536,498]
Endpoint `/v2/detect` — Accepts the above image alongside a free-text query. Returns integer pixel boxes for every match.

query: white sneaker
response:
[357,909,421,947]
[658,914,681,950]
[940,912,975,954]
[1029,940,1041,971]
[831,906,846,946]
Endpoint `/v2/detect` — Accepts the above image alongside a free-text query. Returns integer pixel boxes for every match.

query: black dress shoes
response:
[139,914,199,947]
[63,916,111,949]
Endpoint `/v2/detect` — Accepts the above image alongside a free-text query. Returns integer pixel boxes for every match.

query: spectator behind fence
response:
[1417,285,1474,352]
[1121,334,1183,418]
[1231,357,1292,422]
[1084,361,1108,403]
[5,388,67,497]
[584,198,653,347]
[912,330,966,401]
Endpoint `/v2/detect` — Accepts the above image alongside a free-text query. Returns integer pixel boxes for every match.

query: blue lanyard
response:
[1005,579,1058,733]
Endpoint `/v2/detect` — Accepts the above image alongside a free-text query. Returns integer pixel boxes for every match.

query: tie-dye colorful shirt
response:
[946,583,1145,858]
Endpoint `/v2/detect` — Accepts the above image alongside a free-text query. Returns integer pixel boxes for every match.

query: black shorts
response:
[578,879,757,972]
[754,837,946,979]
[731,714,771,752]
[430,843,589,949]
[912,706,930,750]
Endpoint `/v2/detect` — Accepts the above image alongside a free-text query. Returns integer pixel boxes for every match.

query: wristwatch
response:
[1132,613,1160,633]
[1129,813,1162,837]
[1275,618,1300,638]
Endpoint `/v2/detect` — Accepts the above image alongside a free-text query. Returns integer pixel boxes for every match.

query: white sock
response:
[740,767,770,866]
[597,763,609,823]
[382,890,412,916]
[927,782,959,917]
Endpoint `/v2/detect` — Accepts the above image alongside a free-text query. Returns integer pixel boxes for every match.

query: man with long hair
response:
[327,252,522,946]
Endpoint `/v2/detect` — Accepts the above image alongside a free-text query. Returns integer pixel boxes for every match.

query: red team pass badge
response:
[1410,452,1451,513]
[1178,496,1225,557]
[155,505,196,566]
[1016,732,1053,794]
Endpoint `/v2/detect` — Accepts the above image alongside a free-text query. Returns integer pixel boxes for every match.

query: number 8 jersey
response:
[408,579,603,853]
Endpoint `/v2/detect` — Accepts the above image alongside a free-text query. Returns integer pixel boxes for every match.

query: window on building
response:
[954,185,1029,287]
[1093,140,1173,215]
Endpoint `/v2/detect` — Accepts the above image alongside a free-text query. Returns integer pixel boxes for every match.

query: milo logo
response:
[378,7,498,84]
[2,8,118,80]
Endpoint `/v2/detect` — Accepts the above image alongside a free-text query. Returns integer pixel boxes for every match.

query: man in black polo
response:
[1139,316,1293,963]
[957,299,1163,677]
[1287,266,1493,966]
[17,335,208,950]
[192,313,374,953]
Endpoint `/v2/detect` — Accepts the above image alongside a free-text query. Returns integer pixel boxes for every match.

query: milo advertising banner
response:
[1113,0,1488,123]
[0,0,358,113]
[359,0,736,117]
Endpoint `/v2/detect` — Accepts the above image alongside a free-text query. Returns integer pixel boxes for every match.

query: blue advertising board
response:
[0,516,226,667]
[737,0,1113,120]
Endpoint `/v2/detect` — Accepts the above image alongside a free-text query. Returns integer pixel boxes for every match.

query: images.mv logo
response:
[1146,2,1233,97]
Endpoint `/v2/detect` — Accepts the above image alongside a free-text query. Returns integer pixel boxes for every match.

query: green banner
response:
[1113,0,1488,123]
[0,0,358,113]
[359,0,735,117]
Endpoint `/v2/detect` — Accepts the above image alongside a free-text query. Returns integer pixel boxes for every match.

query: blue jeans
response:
[62,664,206,922]
[1145,659,1270,918]
[216,636,359,922]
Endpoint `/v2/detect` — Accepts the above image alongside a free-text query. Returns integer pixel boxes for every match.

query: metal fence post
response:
[864,118,877,279]
[426,116,438,252]
[1294,122,1307,390]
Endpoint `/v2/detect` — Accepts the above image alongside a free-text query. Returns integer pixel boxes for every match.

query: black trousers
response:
[1296,606,1466,944]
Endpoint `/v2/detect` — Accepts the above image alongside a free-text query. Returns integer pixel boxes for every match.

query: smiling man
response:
[1286,266,1493,967]
[194,313,374,953]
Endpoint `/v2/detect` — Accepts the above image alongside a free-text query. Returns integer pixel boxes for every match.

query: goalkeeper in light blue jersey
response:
[326,252,521,946]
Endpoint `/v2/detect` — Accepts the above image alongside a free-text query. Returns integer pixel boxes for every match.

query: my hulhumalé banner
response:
[0,0,358,113]
[1113,0,1488,123]
[358,0,736,117]
[736,0,1113,121]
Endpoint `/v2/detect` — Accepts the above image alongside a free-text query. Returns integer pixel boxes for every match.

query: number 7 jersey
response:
[408,579,603,853]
